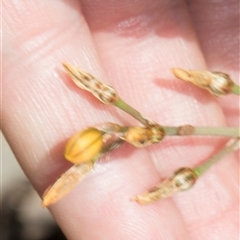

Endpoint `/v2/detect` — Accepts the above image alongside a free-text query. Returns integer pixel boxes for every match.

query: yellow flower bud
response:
[64,128,103,164]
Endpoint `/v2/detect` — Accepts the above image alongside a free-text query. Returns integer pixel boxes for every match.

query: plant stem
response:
[232,83,240,95]
[114,98,150,126]
[163,126,240,137]
[193,138,240,176]
[114,98,239,138]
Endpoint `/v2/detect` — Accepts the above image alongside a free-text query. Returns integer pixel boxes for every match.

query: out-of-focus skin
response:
[2,1,239,239]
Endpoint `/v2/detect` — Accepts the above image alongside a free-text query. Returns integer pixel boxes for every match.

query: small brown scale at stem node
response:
[177,125,195,136]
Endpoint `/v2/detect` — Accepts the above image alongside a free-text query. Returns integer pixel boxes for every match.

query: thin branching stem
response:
[114,98,150,126]
[115,100,240,138]
[193,138,240,176]
[163,126,240,137]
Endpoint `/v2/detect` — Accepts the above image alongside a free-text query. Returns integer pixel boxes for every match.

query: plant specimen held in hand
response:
[42,62,240,208]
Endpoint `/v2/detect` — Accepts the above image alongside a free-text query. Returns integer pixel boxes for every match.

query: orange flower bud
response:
[64,128,103,164]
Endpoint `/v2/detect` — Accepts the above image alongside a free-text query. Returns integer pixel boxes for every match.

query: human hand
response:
[3,1,239,239]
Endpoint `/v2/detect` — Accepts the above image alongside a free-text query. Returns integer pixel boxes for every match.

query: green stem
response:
[232,83,240,95]
[163,126,240,137]
[114,98,150,126]
[193,138,240,176]
[114,99,239,138]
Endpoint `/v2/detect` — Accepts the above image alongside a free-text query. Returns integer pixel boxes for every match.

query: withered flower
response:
[133,168,198,204]
[63,62,119,104]
[172,68,234,97]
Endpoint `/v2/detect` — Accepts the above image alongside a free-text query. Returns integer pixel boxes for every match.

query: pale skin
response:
[2,0,239,239]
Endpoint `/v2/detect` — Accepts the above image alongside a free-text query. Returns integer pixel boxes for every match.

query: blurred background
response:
[1,132,67,240]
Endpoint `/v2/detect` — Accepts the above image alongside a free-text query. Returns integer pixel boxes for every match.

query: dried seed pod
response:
[63,62,119,104]
[64,128,103,164]
[133,168,198,204]
[172,68,234,97]
[122,125,165,148]
[42,162,94,207]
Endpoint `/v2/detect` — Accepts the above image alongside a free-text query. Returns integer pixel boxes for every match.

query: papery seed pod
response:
[122,125,165,148]
[63,62,119,104]
[133,168,198,204]
[64,128,103,164]
[42,161,94,207]
[172,68,234,96]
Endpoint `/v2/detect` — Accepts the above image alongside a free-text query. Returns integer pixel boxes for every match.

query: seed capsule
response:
[172,68,234,97]
[133,168,198,204]
[63,62,119,104]
[122,125,165,148]
[64,128,103,164]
